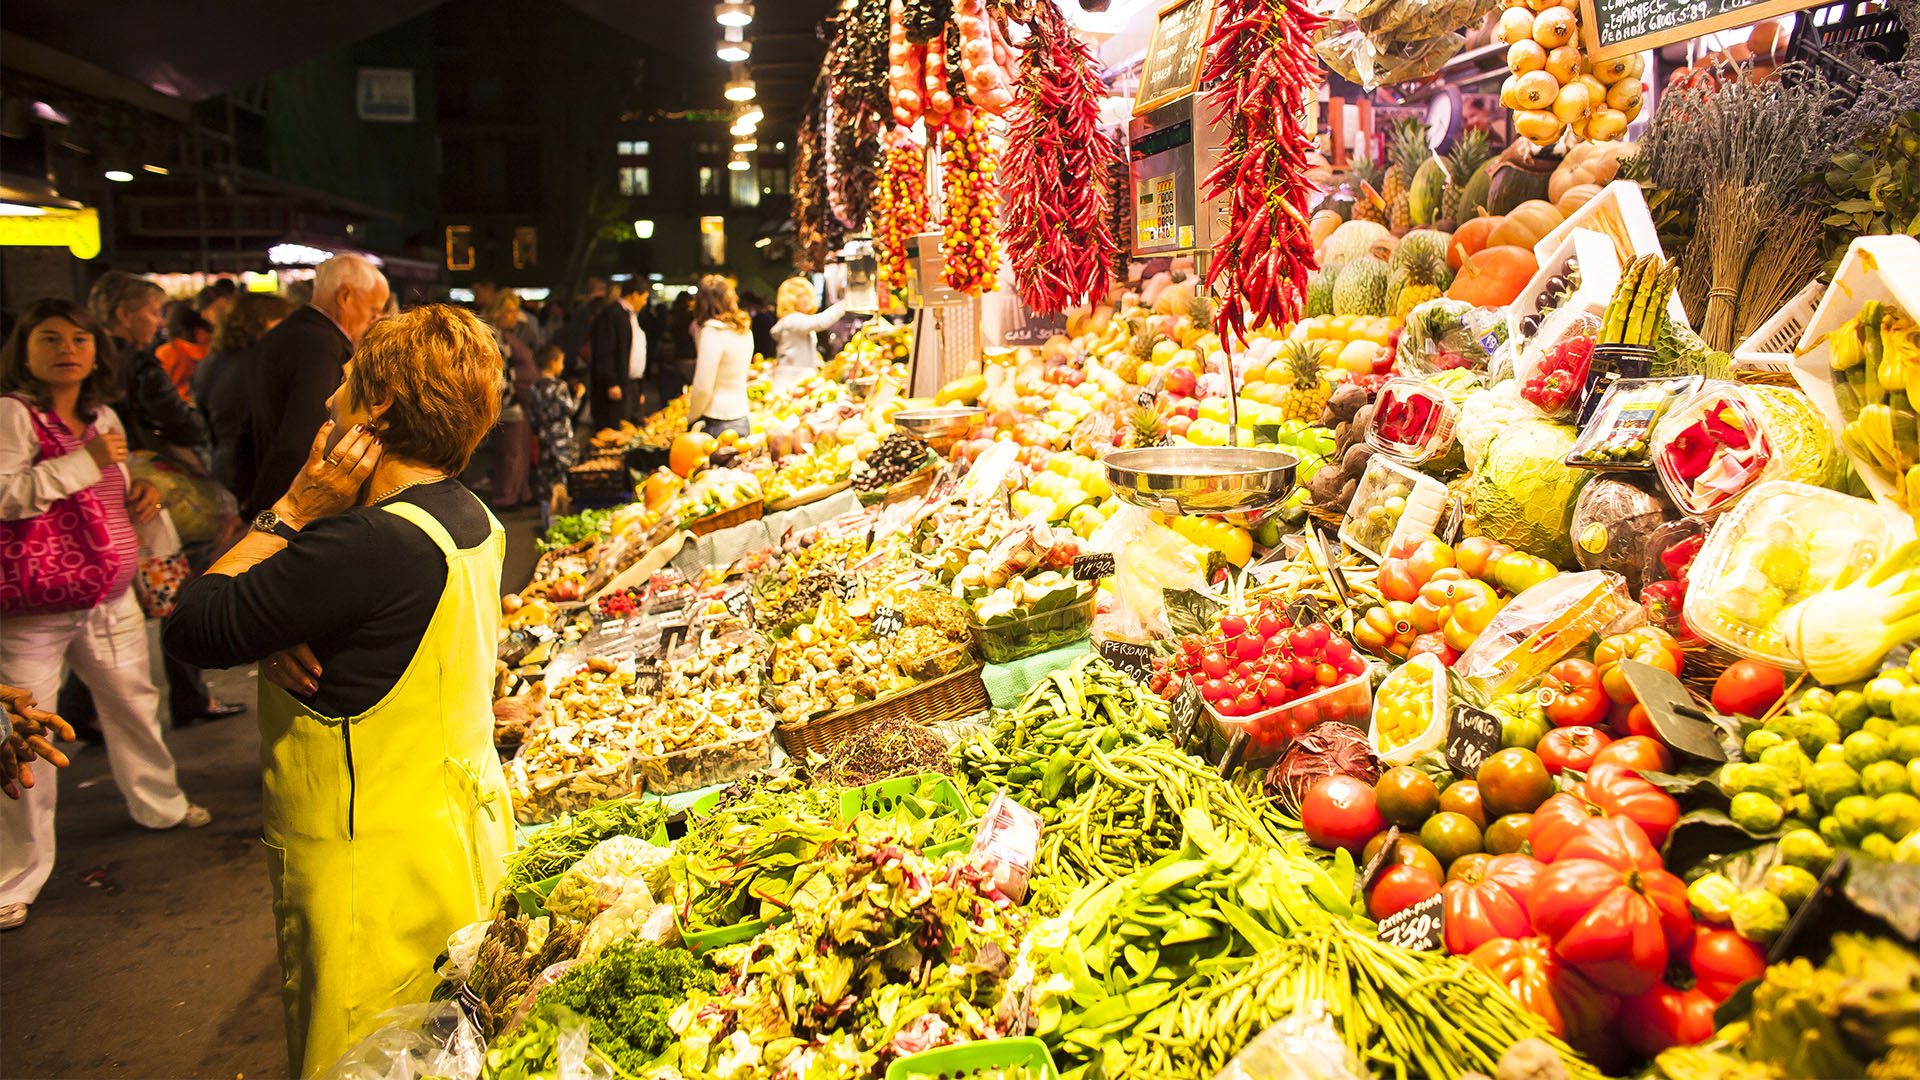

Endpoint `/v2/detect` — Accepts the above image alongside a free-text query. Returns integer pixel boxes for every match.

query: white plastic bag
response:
[321,1002,484,1080]
[1087,504,1215,643]
[1211,1001,1365,1080]
[438,920,491,982]
[544,836,671,923]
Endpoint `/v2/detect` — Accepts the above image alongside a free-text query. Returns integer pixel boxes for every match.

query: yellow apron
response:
[257,501,514,1078]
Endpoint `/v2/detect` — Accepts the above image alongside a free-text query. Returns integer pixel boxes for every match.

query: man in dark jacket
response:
[244,254,389,516]
[563,276,607,384]
[589,281,649,430]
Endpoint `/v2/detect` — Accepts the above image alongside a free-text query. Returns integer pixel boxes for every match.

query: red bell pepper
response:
[1659,533,1705,583]
[1594,627,1684,705]
[1443,853,1541,956]
[1468,935,1620,1039]
[1539,658,1609,727]
[1528,816,1693,996]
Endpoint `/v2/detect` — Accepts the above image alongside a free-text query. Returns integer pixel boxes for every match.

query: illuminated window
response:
[697,166,723,197]
[730,169,760,208]
[445,225,474,271]
[512,226,537,269]
[759,165,789,196]
[699,216,725,266]
[615,140,650,155]
[618,166,651,196]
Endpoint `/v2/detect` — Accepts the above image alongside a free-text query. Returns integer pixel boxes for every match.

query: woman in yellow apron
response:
[165,305,513,1077]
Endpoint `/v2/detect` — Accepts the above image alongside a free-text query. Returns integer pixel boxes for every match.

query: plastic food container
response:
[1566,377,1702,470]
[1683,481,1914,667]
[1368,654,1448,765]
[1366,379,1459,464]
[1339,454,1448,562]
[839,774,976,856]
[630,721,776,797]
[1199,670,1373,767]
[1652,384,1780,516]
[967,595,1095,663]
[1516,308,1602,420]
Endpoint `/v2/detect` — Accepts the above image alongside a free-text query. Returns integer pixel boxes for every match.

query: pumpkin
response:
[1548,141,1634,204]
[1486,200,1564,249]
[642,469,680,509]
[1449,216,1506,270]
[670,431,715,478]
[1556,183,1602,216]
[1154,279,1196,317]
[1446,245,1539,307]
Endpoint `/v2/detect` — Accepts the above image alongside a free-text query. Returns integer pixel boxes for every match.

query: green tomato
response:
[1491,692,1549,750]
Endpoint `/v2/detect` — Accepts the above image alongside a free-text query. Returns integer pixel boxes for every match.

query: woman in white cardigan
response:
[767,276,845,393]
[686,275,755,441]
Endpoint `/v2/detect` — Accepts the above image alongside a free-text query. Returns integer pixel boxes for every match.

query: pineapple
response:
[1443,129,1493,224]
[1395,283,1443,316]
[1279,342,1332,422]
[1188,295,1214,333]
[1116,328,1160,384]
[1350,158,1386,225]
[1386,119,1429,233]
[1128,405,1167,448]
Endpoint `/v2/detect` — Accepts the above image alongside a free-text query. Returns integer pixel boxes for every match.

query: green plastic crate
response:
[839,774,975,856]
[885,1038,1059,1080]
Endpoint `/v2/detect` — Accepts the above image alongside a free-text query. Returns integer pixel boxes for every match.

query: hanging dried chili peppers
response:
[829,0,889,230]
[998,0,1119,314]
[940,112,999,296]
[873,131,928,299]
[1200,0,1328,344]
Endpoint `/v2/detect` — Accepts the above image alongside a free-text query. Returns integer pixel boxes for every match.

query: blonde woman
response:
[687,275,755,440]
[768,276,845,392]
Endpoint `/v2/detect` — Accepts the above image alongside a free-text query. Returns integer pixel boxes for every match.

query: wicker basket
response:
[777,662,990,759]
[764,478,852,512]
[686,500,764,537]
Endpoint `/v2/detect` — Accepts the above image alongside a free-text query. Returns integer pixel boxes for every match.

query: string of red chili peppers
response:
[940,111,999,296]
[1200,0,1328,345]
[998,0,1119,314]
[873,131,928,300]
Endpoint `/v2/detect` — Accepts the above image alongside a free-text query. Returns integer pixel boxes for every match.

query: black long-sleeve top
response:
[246,307,350,517]
[163,479,491,718]
[111,335,209,454]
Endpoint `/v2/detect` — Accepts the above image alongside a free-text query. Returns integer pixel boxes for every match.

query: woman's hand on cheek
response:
[276,421,382,529]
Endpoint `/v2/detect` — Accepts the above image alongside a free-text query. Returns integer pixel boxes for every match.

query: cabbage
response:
[1745,385,1842,490]
[1471,419,1590,567]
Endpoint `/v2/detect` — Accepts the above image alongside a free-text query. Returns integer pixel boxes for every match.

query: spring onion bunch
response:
[1781,538,1920,683]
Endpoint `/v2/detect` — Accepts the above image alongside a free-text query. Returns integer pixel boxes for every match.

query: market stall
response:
[332,1,1920,1079]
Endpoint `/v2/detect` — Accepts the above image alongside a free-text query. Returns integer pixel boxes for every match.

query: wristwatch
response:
[252,509,299,542]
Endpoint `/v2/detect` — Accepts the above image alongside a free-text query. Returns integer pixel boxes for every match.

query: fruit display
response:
[1497,0,1644,146]
[850,429,931,491]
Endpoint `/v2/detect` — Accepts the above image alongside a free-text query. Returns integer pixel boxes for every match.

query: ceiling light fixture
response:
[103,169,134,183]
[142,164,170,175]
[730,117,756,136]
[739,103,764,125]
[716,26,750,62]
[727,154,751,172]
[724,77,756,102]
[715,2,754,27]
[733,139,758,152]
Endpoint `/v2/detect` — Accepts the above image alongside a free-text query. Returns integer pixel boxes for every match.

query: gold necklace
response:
[372,473,448,504]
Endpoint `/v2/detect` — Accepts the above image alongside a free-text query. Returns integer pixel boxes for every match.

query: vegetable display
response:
[939,111,999,296]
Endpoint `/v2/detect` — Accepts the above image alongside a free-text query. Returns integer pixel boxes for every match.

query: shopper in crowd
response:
[769,276,846,393]
[88,271,209,460]
[164,305,512,1078]
[687,274,755,441]
[743,290,776,359]
[528,344,580,517]
[537,299,568,349]
[485,290,537,509]
[154,303,213,400]
[194,291,295,495]
[470,279,497,313]
[0,299,211,932]
[589,281,649,431]
[564,276,608,382]
[246,253,388,517]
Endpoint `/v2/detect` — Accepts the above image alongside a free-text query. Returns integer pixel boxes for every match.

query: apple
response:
[1164,366,1198,397]
[1165,414,1193,437]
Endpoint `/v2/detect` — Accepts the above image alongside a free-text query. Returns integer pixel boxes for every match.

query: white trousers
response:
[0,588,189,905]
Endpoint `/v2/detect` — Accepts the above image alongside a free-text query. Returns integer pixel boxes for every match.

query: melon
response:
[1409,157,1447,226]
[1332,257,1390,317]
[1389,229,1455,287]
[1310,209,1344,249]
[1450,157,1496,222]
[1321,220,1392,265]
[1305,270,1336,318]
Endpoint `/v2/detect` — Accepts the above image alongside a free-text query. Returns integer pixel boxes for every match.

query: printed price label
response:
[1097,639,1155,683]
[1170,678,1204,749]
[724,588,753,620]
[1377,890,1446,951]
[1447,705,1503,778]
[871,607,906,637]
[1073,552,1116,581]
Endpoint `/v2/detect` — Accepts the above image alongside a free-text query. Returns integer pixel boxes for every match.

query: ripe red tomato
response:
[1256,612,1286,638]
[1260,677,1288,706]
[1219,614,1248,639]
[1314,662,1339,686]
[1711,659,1786,718]
[1301,774,1386,854]
[1689,926,1768,1002]
[1201,650,1229,679]
[1299,621,1331,654]
[1322,637,1354,667]
[1537,726,1613,775]
[1583,763,1680,847]
[1468,935,1620,1039]
[1541,658,1610,727]
[1591,735,1673,775]
[1617,982,1717,1057]
[1234,690,1262,715]
[1234,634,1265,663]
[1528,817,1692,995]
[1442,852,1541,955]
[1202,678,1233,703]
[1369,864,1441,920]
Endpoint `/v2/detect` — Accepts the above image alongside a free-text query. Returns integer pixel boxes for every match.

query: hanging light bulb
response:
[716,26,750,62]
[714,2,754,27]
[727,152,751,172]
[724,63,757,101]
[733,139,758,152]
[739,103,764,126]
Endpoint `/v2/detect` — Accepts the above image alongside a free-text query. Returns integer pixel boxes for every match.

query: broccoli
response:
[535,939,715,1075]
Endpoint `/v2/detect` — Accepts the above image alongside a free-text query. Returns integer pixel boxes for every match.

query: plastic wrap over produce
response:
[1312,0,1495,88]
[321,1002,485,1080]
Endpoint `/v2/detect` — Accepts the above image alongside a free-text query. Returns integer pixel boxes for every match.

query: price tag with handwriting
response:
[658,621,690,654]
[1097,639,1154,684]
[1137,389,1155,408]
[1170,678,1204,749]
[1447,705,1503,778]
[872,607,905,637]
[1073,552,1116,581]
[633,655,663,694]
[724,588,753,621]
[833,574,858,602]
[1377,891,1445,951]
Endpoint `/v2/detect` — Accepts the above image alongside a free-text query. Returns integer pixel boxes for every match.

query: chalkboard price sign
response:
[1097,639,1155,683]
[1378,891,1446,951]
[657,621,690,655]
[872,607,906,637]
[1578,0,1824,61]
[1170,678,1204,749]
[1134,0,1214,115]
[1447,705,1504,778]
[633,655,663,694]
[724,588,753,621]
[1073,552,1116,581]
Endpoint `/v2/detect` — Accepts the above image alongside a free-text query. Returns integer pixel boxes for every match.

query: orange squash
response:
[669,431,715,478]
[1556,183,1603,216]
[1446,246,1540,307]
[642,468,680,508]
[1486,200,1564,250]
[1449,216,1505,270]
